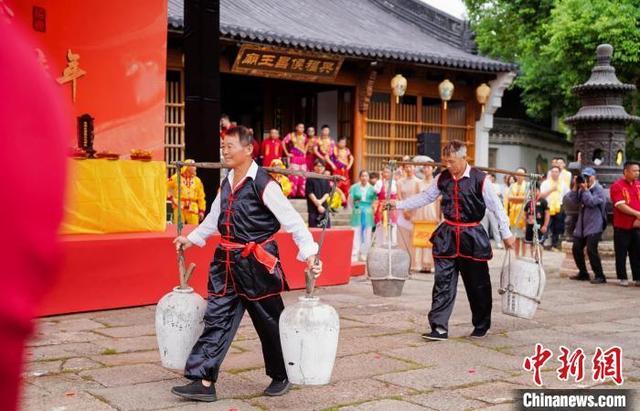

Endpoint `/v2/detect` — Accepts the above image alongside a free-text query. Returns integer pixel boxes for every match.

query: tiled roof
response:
[167,0,517,73]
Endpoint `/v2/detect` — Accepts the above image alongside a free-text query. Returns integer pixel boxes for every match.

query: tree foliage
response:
[465,0,640,156]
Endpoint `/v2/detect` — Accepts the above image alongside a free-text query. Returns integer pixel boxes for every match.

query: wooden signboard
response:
[231,43,344,82]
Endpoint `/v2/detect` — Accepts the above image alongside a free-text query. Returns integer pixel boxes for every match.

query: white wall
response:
[491,144,522,172]
[475,72,517,166]
[317,90,338,139]
[491,143,571,174]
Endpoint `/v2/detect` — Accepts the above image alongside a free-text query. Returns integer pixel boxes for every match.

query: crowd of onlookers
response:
[493,157,640,288]
[170,116,640,285]
[219,114,353,200]
[489,157,573,256]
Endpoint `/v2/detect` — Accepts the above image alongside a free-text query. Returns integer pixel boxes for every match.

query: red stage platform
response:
[39,226,354,317]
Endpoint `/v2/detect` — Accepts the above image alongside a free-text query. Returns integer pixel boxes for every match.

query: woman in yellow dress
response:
[505,167,528,257]
[167,159,206,225]
[268,159,292,197]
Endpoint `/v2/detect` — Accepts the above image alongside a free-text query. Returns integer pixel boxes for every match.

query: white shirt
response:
[540,177,570,197]
[374,179,397,195]
[493,182,504,200]
[397,164,513,239]
[187,161,319,261]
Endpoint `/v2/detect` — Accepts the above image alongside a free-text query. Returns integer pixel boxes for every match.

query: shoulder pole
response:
[391,160,543,179]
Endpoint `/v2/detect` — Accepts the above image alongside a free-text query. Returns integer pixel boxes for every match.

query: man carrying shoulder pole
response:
[391,140,515,341]
[171,126,323,402]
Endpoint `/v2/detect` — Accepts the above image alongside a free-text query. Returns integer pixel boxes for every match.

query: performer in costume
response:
[167,159,206,225]
[394,140,514,340]
[349,170,377,261]
[505,167,528,257]
[305,126,318,171]
[172,126,322,402]
[269,159,292,198]
[540,165,569,249]
[282,123,308,198]
[249,128,260,162]
[324,169,345,211]
[261,128,283,168]
[314,125,337,171]
[333,136,353,204]
[219,114,231,141]
[374,166,398,247]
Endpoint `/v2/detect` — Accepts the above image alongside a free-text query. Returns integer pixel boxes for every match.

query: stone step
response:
[297,212,352,227]
[289,199,352,227]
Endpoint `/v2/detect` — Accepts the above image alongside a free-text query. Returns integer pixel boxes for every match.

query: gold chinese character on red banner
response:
[319,61,336,74]
[56,49,86,103]
[305,60,321,72]
[232,44,344,82]
[290,58,306,71]
[242,53,260,65]
[274,56,291,69]
[258,54,276,67]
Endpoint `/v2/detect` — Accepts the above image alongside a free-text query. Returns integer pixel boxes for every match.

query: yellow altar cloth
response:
[62,159,167,234]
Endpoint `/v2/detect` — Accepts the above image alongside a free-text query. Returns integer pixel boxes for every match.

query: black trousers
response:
[308,210,331,228]
[428,257,492,333]
[184,281,287,382]
[613,228,640,281]
[548,212,565,248]
[572,233,604,279]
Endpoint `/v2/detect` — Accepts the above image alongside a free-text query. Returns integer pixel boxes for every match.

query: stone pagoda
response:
[560,44,639,278]
[565,44,640,186]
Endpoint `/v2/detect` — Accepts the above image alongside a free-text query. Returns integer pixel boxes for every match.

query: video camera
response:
[567,161,589,186]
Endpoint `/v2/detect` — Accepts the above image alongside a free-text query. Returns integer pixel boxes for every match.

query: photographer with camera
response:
[563,168,607,284]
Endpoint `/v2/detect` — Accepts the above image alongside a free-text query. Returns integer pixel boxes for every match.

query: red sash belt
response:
[444,219,481,227]
[219,237,278,273]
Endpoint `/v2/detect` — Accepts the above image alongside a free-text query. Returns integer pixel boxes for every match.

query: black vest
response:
[438,167,487,223]
[431,167,492,260]
[218,167,281,243]
[208,167,287,300]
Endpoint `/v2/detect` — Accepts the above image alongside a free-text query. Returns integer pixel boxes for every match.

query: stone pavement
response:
[22,249,640,410]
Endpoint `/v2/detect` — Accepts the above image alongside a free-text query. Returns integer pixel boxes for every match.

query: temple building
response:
[165,0,517,175]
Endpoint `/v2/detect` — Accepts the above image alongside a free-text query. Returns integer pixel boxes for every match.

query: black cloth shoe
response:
[421,330,448,341]
[470,328,488,339]
[264,378,291,396]
[569,274,589,281]
[590,277,606,284]
[171,380,216,402]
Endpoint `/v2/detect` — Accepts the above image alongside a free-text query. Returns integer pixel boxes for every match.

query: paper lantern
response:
[438,79,454,110]
[476,83,491,113]
[390,74,407,103]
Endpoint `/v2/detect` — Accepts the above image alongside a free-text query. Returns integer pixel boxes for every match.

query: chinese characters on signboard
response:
[232,44,344,82]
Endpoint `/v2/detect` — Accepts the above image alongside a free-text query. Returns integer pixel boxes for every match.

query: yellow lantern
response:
[476,83,491,113]
[391,74,407,104]
[438,79,454,110]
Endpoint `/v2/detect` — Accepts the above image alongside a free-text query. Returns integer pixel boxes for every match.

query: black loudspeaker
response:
[417,132,441,162]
